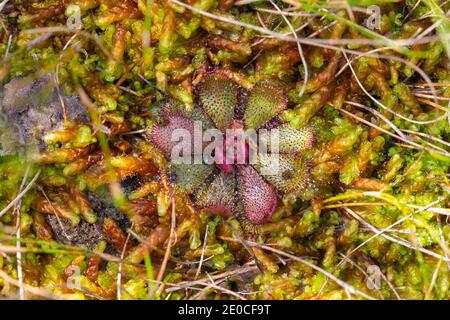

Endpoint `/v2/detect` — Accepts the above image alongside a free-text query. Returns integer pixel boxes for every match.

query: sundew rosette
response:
[151,69,314,226]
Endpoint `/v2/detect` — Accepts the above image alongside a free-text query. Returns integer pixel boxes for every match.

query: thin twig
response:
[117,228,132,300]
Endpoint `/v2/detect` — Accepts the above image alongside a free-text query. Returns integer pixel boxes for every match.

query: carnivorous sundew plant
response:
[0,0,449,300]
[151,68,314,226]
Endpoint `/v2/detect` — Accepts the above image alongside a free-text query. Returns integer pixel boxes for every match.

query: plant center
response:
[215,121,249,173]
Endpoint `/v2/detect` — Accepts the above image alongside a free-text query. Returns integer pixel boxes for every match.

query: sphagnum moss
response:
[0,0,448,300]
